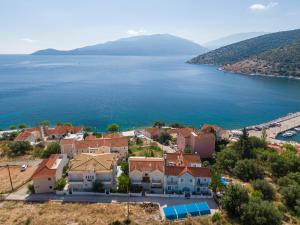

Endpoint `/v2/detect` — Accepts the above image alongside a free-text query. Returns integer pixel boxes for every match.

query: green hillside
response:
[223,40,300,77]
[188,29,300,65]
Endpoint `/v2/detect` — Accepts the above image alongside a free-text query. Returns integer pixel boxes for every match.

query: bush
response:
[54,178,66,191]
[42,142,60,158]
[280,184,300,216]
[7,141,32,157]
[27,184,35,194]
[241,197,282,225]
[158,132,172,145]
[121,161,129,175]
[118,174,130,193]
[107,123,119,132]
[211,212,222,224]
[221,184,249,217]
[234,159,264,181]
[251,179,275,201]
[0,132,18,141]
[18,123,27,129]
[216,148,240,172]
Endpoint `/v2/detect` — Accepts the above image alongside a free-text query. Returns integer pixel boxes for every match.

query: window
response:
[49,186,52,189]
[168,186,171,190]
[181,178,183,182]
[48,177,51,181]
[190,179,192,183]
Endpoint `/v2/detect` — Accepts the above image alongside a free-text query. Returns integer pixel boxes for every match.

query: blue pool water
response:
[1,55,300,131]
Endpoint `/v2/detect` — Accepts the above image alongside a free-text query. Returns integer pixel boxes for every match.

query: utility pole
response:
[6,165,13,191]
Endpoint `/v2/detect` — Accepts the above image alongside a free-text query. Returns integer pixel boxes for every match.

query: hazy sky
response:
[1,0,300,53]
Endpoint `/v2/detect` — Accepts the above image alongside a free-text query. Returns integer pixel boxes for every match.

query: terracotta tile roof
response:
[165,152,200,167]
[46,125,83,136]
[129,157,164,173]
[69,153,117,172]
[15,131,33,141]
[32,154,58,179]
[165,166,210,177]
[177,128,194,137]
[60,139,75,145]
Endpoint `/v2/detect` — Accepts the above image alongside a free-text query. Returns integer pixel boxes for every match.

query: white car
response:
[20,164,28,172]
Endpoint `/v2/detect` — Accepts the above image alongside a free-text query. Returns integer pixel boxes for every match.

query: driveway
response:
[0,159,42,167]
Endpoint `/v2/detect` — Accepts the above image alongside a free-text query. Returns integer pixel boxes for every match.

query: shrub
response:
[42,142,60,158]
[121,161,129,175]
[234,159,264,181]
[54,178,66,191]
[18,123,27,129]
[7,141,32,157]
[241,197,282,225]
[118,174,130,193]
[251,179,275,201]
[211,212,222,224]
[27,184,35,194]
[107,123,119,132]
[221,184,249,217]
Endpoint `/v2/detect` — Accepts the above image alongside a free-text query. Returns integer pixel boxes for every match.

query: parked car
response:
[20,164,28,172]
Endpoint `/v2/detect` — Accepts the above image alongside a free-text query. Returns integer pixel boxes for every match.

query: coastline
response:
[218,66,300,80]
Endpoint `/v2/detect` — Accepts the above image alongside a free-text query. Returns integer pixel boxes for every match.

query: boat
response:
[294,127,300,132]
[282,130,297,137]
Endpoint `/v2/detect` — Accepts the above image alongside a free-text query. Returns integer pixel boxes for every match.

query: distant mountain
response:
[33,34,207,56]
[203,32,268,50]
[188,29,300,77]
[223,40,300,77]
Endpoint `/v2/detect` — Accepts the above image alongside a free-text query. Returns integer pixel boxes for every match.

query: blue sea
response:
[1,55,300,132]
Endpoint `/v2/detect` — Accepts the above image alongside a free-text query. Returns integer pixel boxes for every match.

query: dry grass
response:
[0,165,37,193]
[0,201,162,225]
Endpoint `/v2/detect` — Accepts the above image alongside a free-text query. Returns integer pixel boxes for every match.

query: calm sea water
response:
[1,55,300,131]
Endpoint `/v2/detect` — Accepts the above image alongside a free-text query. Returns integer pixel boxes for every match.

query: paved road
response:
[6,191,218,209]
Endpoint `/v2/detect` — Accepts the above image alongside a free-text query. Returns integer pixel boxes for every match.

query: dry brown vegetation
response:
[0,201,162,225]
[0,165,37,193]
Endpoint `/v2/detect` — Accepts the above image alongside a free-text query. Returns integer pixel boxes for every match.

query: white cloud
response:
[249,2,278,12]
[20,38,38,43]
[127,28,146,36]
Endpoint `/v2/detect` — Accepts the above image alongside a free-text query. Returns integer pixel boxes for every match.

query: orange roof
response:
[32,154,57,179]
[60,137,128,149]
[165,166,210,177]
[46,125,83,136]
[201,124,220,133]
[165,152,200,167]
[177,128,194,137]
[129,157,164,173]
[102,133,122,138]
[15,131,33,141]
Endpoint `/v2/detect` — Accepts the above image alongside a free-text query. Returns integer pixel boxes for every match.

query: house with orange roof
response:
[141,127,163,140]
[32,154,68,193]
[129,157,164,192]
[177,126,216,159]
[14,128,42,144]
[60,137,128,159]
[68,153,117,192]
[163,152,211,195]
[44,125,83,140]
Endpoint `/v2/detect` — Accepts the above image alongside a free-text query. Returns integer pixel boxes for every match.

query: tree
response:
[54,178,66,191]
[241,197,282,225]
[9,125,17,130]
[107,123,119,132]
[158,132,172,145]
[121,161,129,175]
[221,184,249,217]
[216,148,240,172]
[39,120,50,126]
[210,166,224,194]
[118,174,130,193]
[235,128,254,159]
[18,123,27,129]
[280,184,300,216]
[251,179,275,201]
[64,122,72,127]
[234,159,264,181]
[42,142,61,158]
[170,123,184,128]
[153,121,165,128]
[7,141,32,157]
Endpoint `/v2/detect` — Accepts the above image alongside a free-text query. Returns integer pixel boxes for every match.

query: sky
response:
[1,0,300,54]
